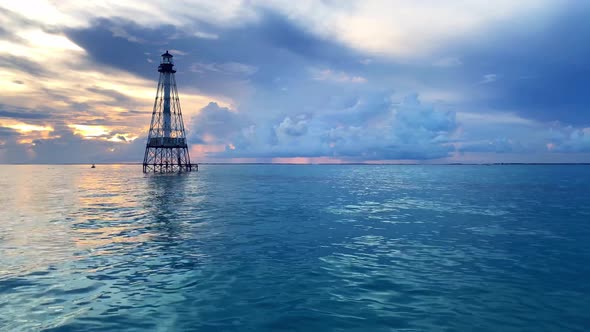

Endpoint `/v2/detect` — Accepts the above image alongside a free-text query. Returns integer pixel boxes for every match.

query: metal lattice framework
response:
[143,51,196,173]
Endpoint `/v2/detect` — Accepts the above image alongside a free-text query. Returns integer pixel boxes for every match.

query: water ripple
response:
[0,165,589,331]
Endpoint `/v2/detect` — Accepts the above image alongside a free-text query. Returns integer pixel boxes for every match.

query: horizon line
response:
[1,162,590,166]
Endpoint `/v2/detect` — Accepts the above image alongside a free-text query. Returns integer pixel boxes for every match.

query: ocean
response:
[0,164,589,331]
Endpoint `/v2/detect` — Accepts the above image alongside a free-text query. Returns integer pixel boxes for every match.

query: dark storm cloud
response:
[64,10,364,99]
[0,25,9,39]
[188,102,249,144]
[65,19,161,77]
[255,11,360,62]
[0,127,20,138]
[0,106,52,120]
[86,86,136,106]
[0,55,49,78]
[454,3,590,125]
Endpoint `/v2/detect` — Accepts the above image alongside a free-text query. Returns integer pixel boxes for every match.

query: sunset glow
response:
[0,1,589,163]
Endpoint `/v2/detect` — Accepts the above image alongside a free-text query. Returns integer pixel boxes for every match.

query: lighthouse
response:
[143,51,195,173]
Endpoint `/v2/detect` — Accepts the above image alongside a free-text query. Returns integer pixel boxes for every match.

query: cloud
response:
[452,2,590,125]
[193,31,219,40]
[547,127,590,153]
[260,0,556,58]
[0,9,222,159]
[432,57,462,68]
[458,138,527,153]
[0,125,145,164]
[7,1,556,59]
[0,127,20,138]
[310,68,367,83]
[0,107,52,120]
[453,111,590,159]
[190,62,258,75]
[190,93,457,161]
[188,102,248,145]
[276,115,309,137]
[1,1,590,163]
[479,74,498,84]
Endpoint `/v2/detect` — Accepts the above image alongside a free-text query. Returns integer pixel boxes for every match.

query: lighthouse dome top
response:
[158,50,175,72]
[161,51,174,65]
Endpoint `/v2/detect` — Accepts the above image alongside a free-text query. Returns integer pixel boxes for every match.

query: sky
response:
[1,0,589,164]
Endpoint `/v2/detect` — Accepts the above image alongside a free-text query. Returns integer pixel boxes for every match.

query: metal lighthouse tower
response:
[143,51,195,173]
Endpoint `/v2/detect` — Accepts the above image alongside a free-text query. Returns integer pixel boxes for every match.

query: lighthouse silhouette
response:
[143,51,195,173]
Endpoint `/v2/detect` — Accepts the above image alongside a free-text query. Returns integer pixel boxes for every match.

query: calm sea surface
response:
[0,165,589,331]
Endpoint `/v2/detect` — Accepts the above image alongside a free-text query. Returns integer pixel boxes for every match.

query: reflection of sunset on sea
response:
[71,165,152,252]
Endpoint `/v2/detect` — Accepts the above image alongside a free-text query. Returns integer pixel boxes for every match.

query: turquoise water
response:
[0,165,589,331]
